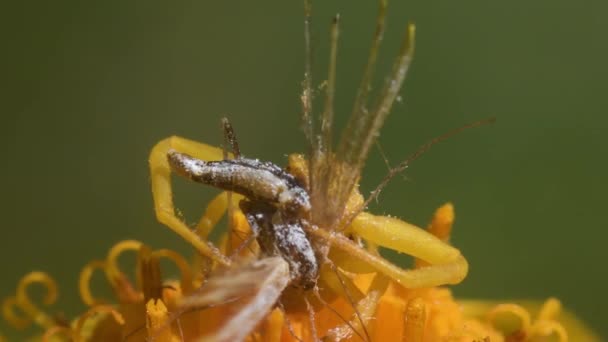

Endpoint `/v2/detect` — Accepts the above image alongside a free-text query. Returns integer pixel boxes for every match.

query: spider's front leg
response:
[310,212,467,288]
[149,136,232,266]
[350,212,468,287]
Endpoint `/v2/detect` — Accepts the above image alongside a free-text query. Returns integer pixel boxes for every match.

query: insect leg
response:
[221,117,241,159]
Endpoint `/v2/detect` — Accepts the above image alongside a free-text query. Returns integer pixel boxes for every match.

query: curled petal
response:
[2,296,30,329]
[16,271,58,328]
[78,260,107,307]
[105,240,143,285]
[16,271,57,306]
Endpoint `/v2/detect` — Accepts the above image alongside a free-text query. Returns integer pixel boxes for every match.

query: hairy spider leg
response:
[149,136,231,266]
[308,213,468,289]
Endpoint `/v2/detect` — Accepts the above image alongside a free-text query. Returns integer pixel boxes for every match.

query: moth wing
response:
[177,256,290,342]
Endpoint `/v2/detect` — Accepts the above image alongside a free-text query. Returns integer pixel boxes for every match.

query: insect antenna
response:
[312,288,368,342]
[304,296,319,341]
[220,117,242,255]
[123,325,145,341]
[228,231,258,259]
[221,117,241,159]
[329,262,371,342]
[344,117,496,229]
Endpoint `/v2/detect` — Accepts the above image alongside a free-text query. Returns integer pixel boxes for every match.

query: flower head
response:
[2,184,599,341]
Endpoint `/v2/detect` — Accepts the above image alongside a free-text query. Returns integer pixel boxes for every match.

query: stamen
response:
[403,297,426,342]
[151,248,194,294]
[78,260,107,306]
[145,299,178,341]
[15,272,58,328]
[138,245,163,302]
[427,203,454,242]
[415,203,454,268]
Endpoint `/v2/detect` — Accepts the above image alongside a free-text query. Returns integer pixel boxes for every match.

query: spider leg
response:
[349,212,468,287]
[308,213,467,288]
[149,136,231,266]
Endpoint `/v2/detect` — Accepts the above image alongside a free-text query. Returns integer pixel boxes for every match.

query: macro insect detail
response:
[167,123,319,290]
[2,0,590,341]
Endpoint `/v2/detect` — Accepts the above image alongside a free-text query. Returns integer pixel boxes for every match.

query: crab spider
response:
[149,135,468,289]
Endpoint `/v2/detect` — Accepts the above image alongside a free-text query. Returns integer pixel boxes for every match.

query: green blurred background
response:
[1,0,606,339]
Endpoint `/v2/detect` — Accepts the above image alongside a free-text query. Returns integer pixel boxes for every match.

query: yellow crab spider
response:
[148,135,468,289]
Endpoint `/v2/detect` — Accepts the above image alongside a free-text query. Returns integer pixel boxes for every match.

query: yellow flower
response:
[0,3,600,340]
[1,185,600,341]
